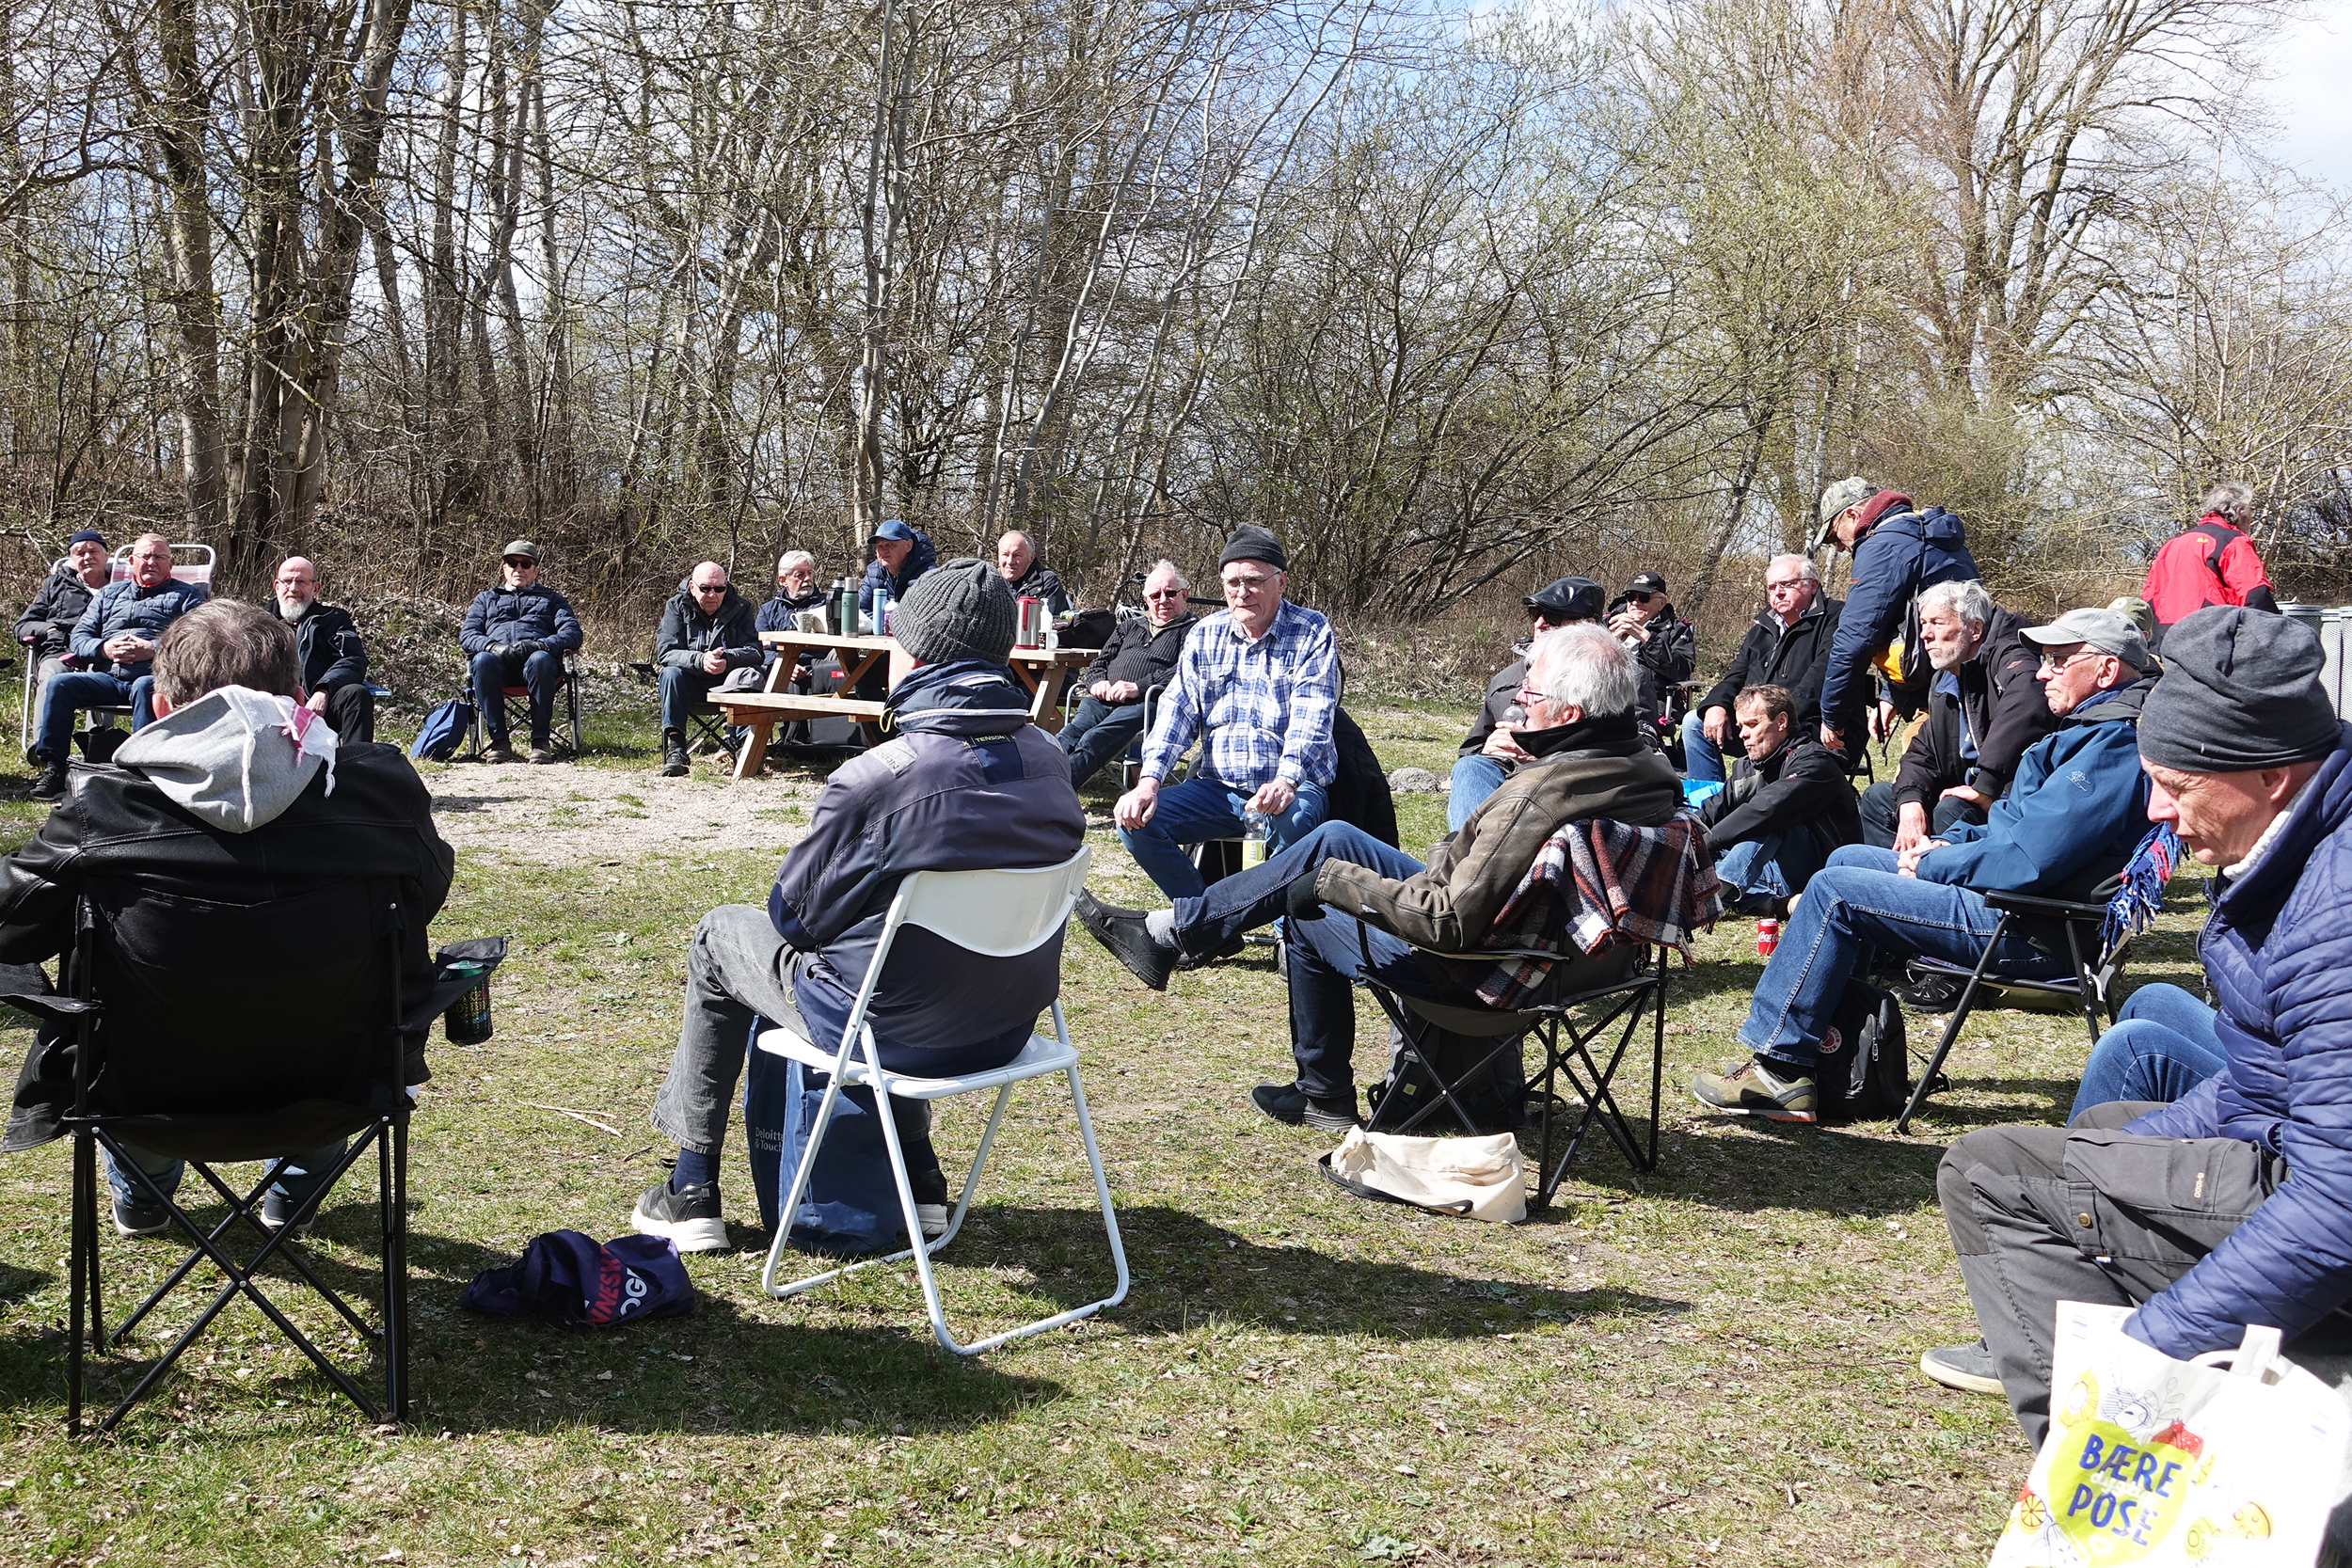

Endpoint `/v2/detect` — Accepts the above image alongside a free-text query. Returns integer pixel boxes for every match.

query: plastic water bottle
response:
[1241,810,1270,868]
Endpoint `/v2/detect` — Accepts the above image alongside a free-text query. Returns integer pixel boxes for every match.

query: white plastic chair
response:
[755,845,1128,1354]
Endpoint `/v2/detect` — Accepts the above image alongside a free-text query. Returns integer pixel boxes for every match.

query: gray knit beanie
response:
[2138,606,2343,772]
[893,557,1016,667]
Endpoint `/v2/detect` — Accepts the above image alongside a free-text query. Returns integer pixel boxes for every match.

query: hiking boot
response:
[630,1177,729,1253]
[1251,1082,1359,1133]
[1074,889,1175,990]
[28,758,68,800]
[1691,1055,1819,1123]
[1892,969,1969,1011]
[527,742,558,765]
[112,1194,172,1239]
[660,731,690,778]
[1920,1338,2005,1396]
[481,741,516,764]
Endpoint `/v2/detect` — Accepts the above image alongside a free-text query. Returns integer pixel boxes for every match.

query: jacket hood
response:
[887,658,1032,736]
[112,686,339,833]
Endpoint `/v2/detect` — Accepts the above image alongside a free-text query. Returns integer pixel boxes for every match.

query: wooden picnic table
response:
[716,631,1095,780]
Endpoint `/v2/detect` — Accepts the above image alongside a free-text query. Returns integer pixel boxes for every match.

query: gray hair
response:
[1916,578,1993,629]
[2200,480,2255,525]
[1766,553,1819,584]
[1146,558,1187,591]
[1528,624,1637,717]
[777,549,816,576]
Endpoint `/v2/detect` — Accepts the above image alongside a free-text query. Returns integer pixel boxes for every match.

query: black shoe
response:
[112,1195,172,1238]
[1892,969,1968,1011]
[630,1177,728,1253]
[1251,1082,1359,1133]
[28,759,67,800]
[1074,889,1175,990]
[660,731,690,777]
[909,1164,950,1241]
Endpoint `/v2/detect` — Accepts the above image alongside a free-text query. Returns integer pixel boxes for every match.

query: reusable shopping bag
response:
[1989,1300,2350,1567]
[1319,1127,1527,1224]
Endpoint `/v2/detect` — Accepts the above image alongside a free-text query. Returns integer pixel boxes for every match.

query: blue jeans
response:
[470,648,564,745]
[1119,774,1328,902]
[1680,710,1727,785]
[1714,831,1827,912]
[1447,754,1510,832]
[1740,845,2071,1071]
[1170,820,1459,1102]
[2069,984,2225,1119]
[36,670,153,762]
[1860,781,1988,849]
[1055,696,1147,789]
[105,1139,348,1215]
[658,664,723,736]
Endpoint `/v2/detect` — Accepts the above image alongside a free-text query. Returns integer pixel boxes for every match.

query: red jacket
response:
[2143,515,2275,637]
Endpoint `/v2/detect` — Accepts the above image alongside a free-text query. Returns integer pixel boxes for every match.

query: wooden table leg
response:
[733,721,772,780]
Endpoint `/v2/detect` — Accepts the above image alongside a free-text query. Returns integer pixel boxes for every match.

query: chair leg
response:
[69,1131,92,1437]
[383,1113,409,1422]
[2064,920,2103,1049]
[1895,915,2010,1134]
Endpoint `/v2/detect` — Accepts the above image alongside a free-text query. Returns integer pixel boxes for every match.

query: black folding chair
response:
[626,661,742,758]
[1893,883,2140,1134]
[1355,932,1665,1209]
[12,879,471,1435]
[469,650,585,758]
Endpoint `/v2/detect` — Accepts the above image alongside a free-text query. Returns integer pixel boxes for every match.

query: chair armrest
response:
[0,992,100,1023]
[1982,889,2107,919]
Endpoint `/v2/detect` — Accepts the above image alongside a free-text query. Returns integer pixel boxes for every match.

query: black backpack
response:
[1815,977,1911,1122]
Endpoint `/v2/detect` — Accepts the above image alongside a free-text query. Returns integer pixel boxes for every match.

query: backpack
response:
[409,696,473,762]
[1814,977,1911,1122]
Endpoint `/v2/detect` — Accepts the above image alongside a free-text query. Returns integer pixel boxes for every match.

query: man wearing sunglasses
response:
[652,562,762,777]
[458,540,584,764]
[1605,570,1695,752]
[1054,559,1198,788]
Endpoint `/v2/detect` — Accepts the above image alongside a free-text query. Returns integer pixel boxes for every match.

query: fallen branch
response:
[520,1101,624,1136]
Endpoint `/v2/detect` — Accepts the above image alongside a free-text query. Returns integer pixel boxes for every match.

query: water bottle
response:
[1241,810,1270,868]
[872,583,891,636]
[833,578,856,637]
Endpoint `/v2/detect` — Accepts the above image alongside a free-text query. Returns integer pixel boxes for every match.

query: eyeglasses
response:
[2036,648,2102,675]
[1144,587,1187,600]
[1764,579,1806,594]
[1513,683,1549,705]
[1222,576,1274,594]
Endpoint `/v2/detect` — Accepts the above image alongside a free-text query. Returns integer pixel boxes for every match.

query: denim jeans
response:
[470,648,564,744]
[37,670,153,763]
[104,1138,347,1215]
[1118,774,1328,902]
[658,664,723,737]
[1713,830,1827,912]
[1679,710,1727,785]
[1447,755,1510,832]
[1739,844,2071,1070]
[1859,781,1987,849]
[1054,696,1147,789]
[2069,983,2226,1119]
[1169,819,1462,1102]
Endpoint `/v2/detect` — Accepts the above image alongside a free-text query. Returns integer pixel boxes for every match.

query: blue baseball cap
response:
[872,518,914,543]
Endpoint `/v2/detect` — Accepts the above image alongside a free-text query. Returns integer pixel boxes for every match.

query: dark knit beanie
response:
[1220,526,1288,572]
[2139,607,2343,772]
[893,557,1015,667]
[66,529,105,548]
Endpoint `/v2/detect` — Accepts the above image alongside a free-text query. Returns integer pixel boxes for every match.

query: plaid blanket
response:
[1455,813,1722,1009]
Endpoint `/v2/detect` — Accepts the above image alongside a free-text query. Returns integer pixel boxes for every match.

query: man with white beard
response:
[268,557,375,743]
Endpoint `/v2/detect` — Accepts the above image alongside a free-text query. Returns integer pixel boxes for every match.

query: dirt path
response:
[422,757,829,865]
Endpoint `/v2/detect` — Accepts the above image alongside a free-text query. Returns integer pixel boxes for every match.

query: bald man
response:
[996,531,1073,616]
[270,557,373,742]
[652,561,760,776]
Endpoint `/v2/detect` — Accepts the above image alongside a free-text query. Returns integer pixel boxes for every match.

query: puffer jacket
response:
[2123,725,2352,1357]
[1317,710,1682,954]
[767,658,1086,1076]
[69,577,211,677]
[756,588,828,669]
[1819,497,1979,736]
[1891,605,2054,807]
[459,582,583,657]
[1697,594,1844,734]
[1915,679,2153,898]
[1696,734,1861,863]
[14,562,103,660]
[653,579,760,673]
[858,530,938,616]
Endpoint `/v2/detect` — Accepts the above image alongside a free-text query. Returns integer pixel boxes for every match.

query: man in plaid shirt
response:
[1114,526,1340,900]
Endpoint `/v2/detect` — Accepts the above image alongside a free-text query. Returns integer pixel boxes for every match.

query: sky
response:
[2264,5,2352,191]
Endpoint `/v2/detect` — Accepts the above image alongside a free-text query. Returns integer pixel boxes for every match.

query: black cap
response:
[1220,525,1288,572]
[1523,577,1603,622]
[1626,570,1667,596]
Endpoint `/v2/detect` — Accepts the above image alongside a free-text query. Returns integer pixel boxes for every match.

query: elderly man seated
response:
[32,532,211,800]
[1053,560,1198,788]
[1862,579,2054,850]
[270,556,374,743]
[1692,607,2156,1123]
[15,529,110,694]
[631,560,1084,1250]
[1922,608,2352,1445]
[1079,625,1681,1132]
[1694,684,1861,914]
[653,562,762,777]
[1450,577,1604,832]
[459,540,584,764]
[996,530,1073,615]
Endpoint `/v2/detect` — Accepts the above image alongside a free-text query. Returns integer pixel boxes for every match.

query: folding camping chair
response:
[19,876,457,1435]
[755,846,1129,1354]
[469,649,585,758]
[1354,930,1666,1209]
[626,661,741,758]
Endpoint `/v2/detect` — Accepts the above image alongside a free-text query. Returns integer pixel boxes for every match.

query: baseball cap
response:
[2019,608,2151,672]
[501,539,540,563]
[872,518,914,543]
[1625,570,1667,597]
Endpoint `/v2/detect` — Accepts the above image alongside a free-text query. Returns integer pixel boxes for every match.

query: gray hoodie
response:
[112,686,340,833]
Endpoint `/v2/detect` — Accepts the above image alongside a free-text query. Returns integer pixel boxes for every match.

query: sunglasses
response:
[1625,591,1656,603]
[503,557,535,568]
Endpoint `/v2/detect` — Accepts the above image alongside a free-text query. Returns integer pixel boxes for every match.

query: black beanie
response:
[1220,526,1288,572]
[2139,607,2344,772]
[893,557,1016,667]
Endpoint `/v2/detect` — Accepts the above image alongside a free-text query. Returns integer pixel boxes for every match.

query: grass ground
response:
[0,689,2213,1567]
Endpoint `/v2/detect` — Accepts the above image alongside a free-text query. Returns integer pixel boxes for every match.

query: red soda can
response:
[1756,919,1780,957]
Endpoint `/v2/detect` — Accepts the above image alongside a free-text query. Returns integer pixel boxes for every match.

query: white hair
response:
[1528,624,1637,716]
[2200,480,2254,524]
[1146,558,1187,592]
[777,549,815,575]
[1767,554,1819,584]
[1916,578,1992,629]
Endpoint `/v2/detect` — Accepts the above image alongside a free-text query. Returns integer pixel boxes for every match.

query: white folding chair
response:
[755,845,1129,1354]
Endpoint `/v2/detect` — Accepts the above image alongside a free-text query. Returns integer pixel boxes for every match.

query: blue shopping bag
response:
[742,1020,909,1257]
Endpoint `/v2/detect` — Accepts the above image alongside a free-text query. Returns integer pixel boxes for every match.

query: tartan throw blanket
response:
[1455,813,1723,1010]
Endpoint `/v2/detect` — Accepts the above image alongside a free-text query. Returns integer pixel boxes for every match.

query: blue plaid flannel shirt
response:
[1140,600,1339,790]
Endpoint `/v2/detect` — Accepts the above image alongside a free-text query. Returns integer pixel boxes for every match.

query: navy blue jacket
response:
[756,589,827,669]
[278,600,368,694]
[69,578,212,677]
[1819,503,1979,735]
[767,658,1085,1075]
[1915,681,2151,898]
[459,582,583,657]
[2125,726,2352,1357]
[14,562,103,660]
[858,531,937,617]
[652,580,760,673]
